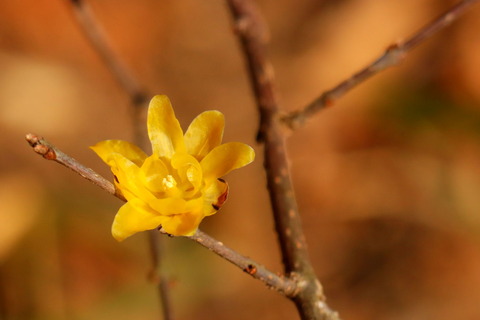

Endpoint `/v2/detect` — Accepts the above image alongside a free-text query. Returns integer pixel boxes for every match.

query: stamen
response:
[162,175,177,189]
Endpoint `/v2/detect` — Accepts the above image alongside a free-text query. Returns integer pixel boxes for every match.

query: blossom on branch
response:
[91,95,255,241]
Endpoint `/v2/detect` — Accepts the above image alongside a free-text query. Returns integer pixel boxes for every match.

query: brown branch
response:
[146,230,174,320]
[66,0,149,107]
[25,133,296,296]
[225,1,340,319]
[182,230,297,297]
[282,0,480,129]
[25,133,120,198]
[66,0,149,148]
[64,1,168,316]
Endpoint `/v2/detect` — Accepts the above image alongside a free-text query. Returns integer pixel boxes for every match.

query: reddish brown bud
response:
[245,264,257,275]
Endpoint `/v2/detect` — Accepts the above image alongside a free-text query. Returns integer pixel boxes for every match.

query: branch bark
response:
[183,230,297,297]
[64,1,169,317]
[66,0,149,107]
[25,133,297,297]
[225,1,340,319]
[282,0,480,129]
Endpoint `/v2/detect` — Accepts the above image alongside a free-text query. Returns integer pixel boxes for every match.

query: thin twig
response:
[66,0,149,107]
[184,230,297,297]
[282,0,480,128]
[66,0,149,150]
[225,1,340,319]
[147,230,174,319]
[65,1,168,316]
[25,133,296,296]
[25,133,119,198]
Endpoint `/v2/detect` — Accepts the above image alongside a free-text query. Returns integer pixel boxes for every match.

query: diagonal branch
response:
[66,0,149,107]
[225,1,340,319]
[25,133,297,297]
[64,1,170,317]
[171,229,297,297]
[282,0,480,129]
[25,133,119,197]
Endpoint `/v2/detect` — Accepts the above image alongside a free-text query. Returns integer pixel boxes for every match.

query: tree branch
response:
[146,230,174,320]
[225,1,340,319]
[25,133,119,198]
[25,133,296,297]
[64,1,170,316]
[178,230,296,297]
[282,0,480,129]
[65,0,149,107]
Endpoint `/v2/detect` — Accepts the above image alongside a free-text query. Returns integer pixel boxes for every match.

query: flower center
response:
[162,174,177,189]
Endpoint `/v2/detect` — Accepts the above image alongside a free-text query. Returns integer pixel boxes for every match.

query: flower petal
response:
[171,152,203,194]
[149,197,188,216]
[140,155,169,194]
[161,211,203,236]
[112,199,165,241]
[204,179,229,216]
[184,110,224,161]
[90,140,147,167]
[110,153,156,202]
[201,142,255,181]
[147,95,186,158]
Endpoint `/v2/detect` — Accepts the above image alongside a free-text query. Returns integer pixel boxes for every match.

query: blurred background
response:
[1,0,480,319]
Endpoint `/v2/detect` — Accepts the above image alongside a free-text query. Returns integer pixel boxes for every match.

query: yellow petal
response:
[110,154,155,202]
[204,179,229,216]
[112,199,165,241]
[161,211,203,236]
[149,197,188,216]
[184,110,224,161]
[201,142,255,181]
[90,140,147,167]
[140,155,169,194]
[147,95,185,158]
[171,152,203,193]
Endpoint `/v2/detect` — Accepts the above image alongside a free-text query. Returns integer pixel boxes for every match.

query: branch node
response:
[26,134,57,160]
[131,92,149,108]
[371,42,405,72]
[244,263,258,275]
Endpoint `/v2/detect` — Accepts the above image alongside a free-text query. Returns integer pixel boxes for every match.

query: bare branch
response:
[64,1,169,316]
[25,133,296,296]
[225,1,340,319]
[184,230,297,297]
[146,230,175,320]
[25,133,120,198]
[283,0,480,128]
[65,0,149,107]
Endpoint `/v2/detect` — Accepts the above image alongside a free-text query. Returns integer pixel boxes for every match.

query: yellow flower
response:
[91,95,255,241]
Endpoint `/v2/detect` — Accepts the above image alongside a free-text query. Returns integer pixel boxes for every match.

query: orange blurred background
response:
[2,0,480,319]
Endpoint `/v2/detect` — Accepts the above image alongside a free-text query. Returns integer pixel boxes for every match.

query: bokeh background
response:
[2,0,480,319]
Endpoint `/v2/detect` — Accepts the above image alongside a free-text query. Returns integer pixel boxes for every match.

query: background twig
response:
[225,1,340,319]
[65,1,171,317]
[147,230,174,320]
[25,133,296,296]
[66,0,149,107]
[283,0,480,128]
